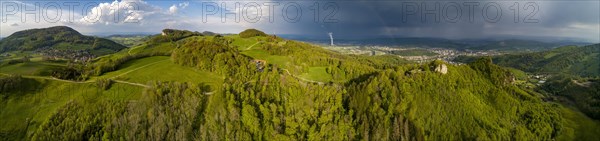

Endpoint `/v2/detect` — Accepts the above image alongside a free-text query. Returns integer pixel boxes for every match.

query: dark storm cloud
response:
[285,0,599,42]
[538,1,600,27]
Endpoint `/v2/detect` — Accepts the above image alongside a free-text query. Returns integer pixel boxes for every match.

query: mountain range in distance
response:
[284,36,593,51]
[2,27,591,53]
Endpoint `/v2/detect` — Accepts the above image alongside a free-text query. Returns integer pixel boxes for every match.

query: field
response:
[0,35,228,139]
[128,42,175,55]
[1,56,224,138]
[0,51,31,60]
[0,52,67,76]
[98,56,223,87]
[300,67,333,82]
[559,106,600,140]
[0,79,144,138]
[241,49,290,67]
[106,36,147,47]
[227,35,333,83]
[0,62,62,75]
[228,35,261,50]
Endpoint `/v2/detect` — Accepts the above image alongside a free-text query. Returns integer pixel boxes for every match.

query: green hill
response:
[149,29,202,43]
[1,27,598,140]
[0,26,126,55]
[541,75,600,119]
[239,29,267,38]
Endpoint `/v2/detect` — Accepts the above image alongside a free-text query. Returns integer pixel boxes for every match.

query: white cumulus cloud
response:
[179,2,189,9]
[79,0,163,25]
[169,5,178,14]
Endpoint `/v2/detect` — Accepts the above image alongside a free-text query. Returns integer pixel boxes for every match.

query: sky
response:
[0,0,599,42]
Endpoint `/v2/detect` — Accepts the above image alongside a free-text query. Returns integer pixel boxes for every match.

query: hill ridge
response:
[0,26,126,55]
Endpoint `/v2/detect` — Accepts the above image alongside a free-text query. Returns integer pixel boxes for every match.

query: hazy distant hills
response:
[104,34,150,47]
[455,44,600,77]
[468,39,560,51]
[285,36,592,51]
[0,26,126,55]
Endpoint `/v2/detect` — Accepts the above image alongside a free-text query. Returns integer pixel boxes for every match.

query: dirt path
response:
[92,54,110,61]
[572,80,593,87]
[0,57,164,88]
[22,75,92,84]
[113,80,150,88]
[128,45,145,55]
[110,59,169,79]
[281,69,324,85]
[203,91,216,95]
[19,75,150,88]
[245,42,261,50]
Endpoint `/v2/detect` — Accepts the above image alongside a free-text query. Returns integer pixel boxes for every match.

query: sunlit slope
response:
[1,28,598,140]
[97,56,223,87]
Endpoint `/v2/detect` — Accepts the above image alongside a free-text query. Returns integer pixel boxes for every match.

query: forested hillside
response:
[1,28,598,140]
[541,75,600,119]
[453,43,600,139]
[0,26,126,55]
[455,44,600,77]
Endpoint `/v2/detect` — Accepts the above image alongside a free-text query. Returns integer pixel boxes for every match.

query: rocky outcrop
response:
[434,64,448,74]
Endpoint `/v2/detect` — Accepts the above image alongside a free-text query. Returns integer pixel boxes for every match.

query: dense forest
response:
[0,27,598,140]
[541,75,600,119]
[18,55,567,140]
[172,40,255,78]
[454,44,600,121]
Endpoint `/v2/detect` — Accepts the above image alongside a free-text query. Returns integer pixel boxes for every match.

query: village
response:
[321,45,505,64]
[35,48,97,63]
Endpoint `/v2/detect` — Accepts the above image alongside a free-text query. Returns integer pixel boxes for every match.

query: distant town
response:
[321,45,505,64]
